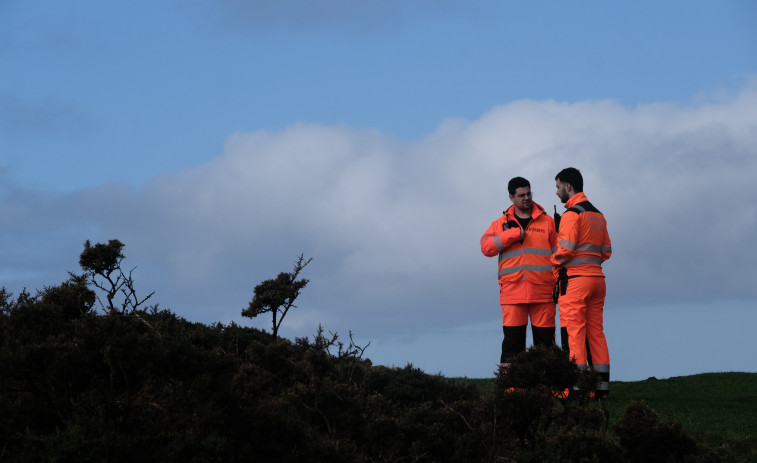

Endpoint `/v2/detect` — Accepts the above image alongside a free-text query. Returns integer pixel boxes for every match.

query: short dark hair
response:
[555,167,583,192]
[508,177,530,195]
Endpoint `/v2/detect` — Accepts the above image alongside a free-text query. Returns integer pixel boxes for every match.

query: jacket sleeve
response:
[551,210,579,269]
[601,224,612,263]
[480,219,521,257]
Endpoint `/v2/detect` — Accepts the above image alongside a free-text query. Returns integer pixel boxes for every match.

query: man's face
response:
[510,186,533,211]
[555,180,570,204]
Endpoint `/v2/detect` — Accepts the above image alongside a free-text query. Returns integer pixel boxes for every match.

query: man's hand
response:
[505,220,525,242]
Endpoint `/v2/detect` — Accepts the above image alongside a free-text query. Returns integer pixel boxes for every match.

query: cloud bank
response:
[2,83,755,366]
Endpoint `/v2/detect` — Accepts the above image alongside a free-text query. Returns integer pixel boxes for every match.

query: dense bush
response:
[0,294,721,462]
[614,400,721,462]
[0,242,723,461]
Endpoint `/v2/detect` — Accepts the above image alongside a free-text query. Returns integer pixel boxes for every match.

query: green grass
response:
[461,372,757,461]
[608,372,757,461]
[607,373,757,439]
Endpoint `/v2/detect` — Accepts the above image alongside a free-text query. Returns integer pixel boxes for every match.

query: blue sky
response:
[2,1,756,381]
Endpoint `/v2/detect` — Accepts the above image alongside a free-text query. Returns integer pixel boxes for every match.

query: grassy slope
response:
[607,372,757,440]
[465,372,757,459]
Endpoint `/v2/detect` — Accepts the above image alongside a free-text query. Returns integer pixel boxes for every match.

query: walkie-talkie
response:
[554,205,561,233]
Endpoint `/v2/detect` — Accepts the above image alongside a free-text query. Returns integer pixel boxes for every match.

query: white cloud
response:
[2,83,756,368]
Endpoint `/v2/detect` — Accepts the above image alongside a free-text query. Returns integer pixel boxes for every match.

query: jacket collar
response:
[564,192,588,209]
[504,201,546,220]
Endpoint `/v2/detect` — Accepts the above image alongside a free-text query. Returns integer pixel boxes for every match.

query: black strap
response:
[567,200,601,215]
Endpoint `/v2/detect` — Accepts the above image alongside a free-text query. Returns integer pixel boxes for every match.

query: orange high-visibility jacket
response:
[480,202,558,303]
[552,192,612,277]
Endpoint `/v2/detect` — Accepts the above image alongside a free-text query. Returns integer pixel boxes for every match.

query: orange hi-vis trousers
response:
[558,276,609,394]
[501,302,556,328]
[500,302,556,364]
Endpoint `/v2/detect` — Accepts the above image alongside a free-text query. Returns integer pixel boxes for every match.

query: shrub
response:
[614,400,721,463]
[0,243,729,462]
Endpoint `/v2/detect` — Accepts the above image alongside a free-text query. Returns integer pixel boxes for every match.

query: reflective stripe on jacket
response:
[480,201,558,303]
[551,192,612,278]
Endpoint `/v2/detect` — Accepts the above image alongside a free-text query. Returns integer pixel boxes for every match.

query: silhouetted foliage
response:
[614,400,720,462]
[39,273,96,318]
[79,239,155,314]
[0,242,726,462]
[242,253,312,338]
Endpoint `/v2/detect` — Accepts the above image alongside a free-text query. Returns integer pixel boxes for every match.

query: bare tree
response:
[79,239,155,314]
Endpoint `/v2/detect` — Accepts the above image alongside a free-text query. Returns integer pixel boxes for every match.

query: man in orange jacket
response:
[552,167,612,398]
[480,177,558,369]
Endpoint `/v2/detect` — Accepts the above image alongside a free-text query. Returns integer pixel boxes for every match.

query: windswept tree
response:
[79,239,155,314]
[242,254,312,338]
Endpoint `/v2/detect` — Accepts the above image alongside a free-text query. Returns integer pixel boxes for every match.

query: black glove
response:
[553,268,569,303]
[552,281,560,303]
